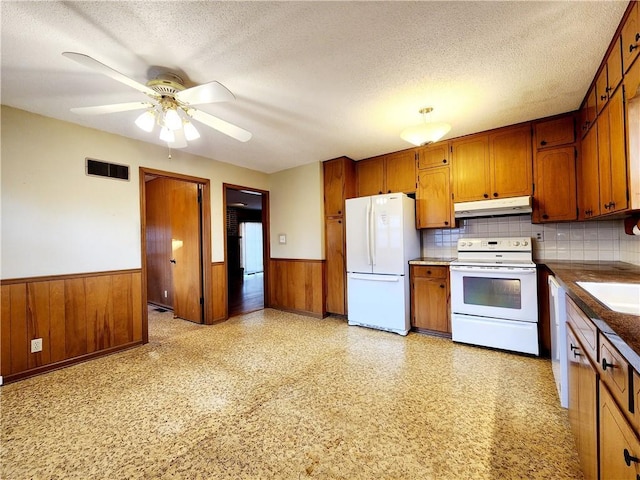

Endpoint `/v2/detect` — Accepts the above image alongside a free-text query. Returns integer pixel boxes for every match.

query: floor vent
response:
[86,158,130,181]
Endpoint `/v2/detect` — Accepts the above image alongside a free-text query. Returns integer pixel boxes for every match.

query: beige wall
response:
[1,106,270,278]
[268,162,324,260]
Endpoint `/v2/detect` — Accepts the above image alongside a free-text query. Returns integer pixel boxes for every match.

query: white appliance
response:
[345,193,420,336]
[450,237,539,355]
[549,275,568,407]
[454,195,532,218]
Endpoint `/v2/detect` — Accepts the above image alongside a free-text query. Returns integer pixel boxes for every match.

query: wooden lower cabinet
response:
[600,383,640,479]
[325,216,346,315]
[567,324,598,480]
[410,265,450,335]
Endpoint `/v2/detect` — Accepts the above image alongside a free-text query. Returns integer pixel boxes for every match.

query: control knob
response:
[513,241,520,246]
[523,240,529,246]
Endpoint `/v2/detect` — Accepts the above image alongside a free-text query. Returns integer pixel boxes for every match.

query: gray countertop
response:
[409,257,456,266]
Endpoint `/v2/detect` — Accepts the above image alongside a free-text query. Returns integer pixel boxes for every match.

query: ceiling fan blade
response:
[176,81,235,105]
[187,108,252,142]
[70,102,154,115]
[63,52,158,97]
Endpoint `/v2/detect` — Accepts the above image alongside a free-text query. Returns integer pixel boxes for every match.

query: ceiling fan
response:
[62,52,252,148]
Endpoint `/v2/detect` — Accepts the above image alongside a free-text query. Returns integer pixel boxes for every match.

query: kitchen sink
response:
[576,282,640,316]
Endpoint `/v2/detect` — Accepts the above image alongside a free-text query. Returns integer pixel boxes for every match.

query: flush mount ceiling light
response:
[400,107,451,146]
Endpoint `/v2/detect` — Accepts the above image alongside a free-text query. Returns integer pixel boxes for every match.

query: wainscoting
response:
[267,259,325,318]
[1,270,143,383]
[211,262,227,322]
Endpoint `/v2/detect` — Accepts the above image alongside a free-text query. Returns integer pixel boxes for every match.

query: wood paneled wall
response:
[267,259,325,318]
[211,262,227,322]
[1,270,143,383]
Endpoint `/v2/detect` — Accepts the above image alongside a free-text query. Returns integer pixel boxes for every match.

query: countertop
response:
[543,261,640,371]
[409,257,456,266]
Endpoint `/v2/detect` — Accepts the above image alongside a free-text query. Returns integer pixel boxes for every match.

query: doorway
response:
[224,184,269,317]
[140,168,213,330]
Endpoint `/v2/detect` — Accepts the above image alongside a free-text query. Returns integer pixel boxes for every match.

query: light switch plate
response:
[279,234,286,245]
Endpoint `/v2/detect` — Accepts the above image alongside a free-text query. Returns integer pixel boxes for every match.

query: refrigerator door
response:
[371,194,405,275]
[346,196,373,274]
[347,272,410,335]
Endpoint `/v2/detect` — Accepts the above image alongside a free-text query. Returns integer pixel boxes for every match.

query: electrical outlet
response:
[164,290,168,298]
[534,231,544,242]
[31,338,43,353]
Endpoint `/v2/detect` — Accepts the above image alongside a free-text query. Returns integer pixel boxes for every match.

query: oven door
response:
[450,265,538,322]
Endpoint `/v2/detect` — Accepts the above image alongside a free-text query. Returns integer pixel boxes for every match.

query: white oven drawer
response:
[452,313,539,356]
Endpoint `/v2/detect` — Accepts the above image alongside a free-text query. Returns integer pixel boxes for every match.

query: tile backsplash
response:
[421,215,640,266]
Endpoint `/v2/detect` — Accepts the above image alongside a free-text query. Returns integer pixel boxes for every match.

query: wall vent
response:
[86,158,130,181]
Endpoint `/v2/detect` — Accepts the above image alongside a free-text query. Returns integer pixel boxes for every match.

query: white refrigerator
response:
[345,193,420,335]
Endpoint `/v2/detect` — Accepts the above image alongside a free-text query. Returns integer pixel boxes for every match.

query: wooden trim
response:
[267,258,326,317]
[269,306,325,319]
[1,340,143,385]
[268,258,325,264]
[1,269,141,286]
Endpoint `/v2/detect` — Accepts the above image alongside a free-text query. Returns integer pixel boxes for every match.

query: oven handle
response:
[450,265,537,274]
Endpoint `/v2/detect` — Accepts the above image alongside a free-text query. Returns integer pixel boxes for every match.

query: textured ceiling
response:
[0,1,629,174]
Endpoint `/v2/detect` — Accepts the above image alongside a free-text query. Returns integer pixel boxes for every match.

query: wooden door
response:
[324,159,346,217]
[385,150,416,194]
[578,126,600,219]
[411,274,449,334]
[598,99,613,213]
[607,87,629,213]
[533,147,577,223]
[452,135,490,202]
[600,384,640,480]
[567,327,582,451]
[416,166,453,229]
[596,65,609,115]
[325,217,346,315]
[622,2,639,73]
[535,116,575,149]
[171,182,203,323]
[579,351,598,480]
[145,178,173,308]
[489,124,532,199]
[417,142,449,169]
[356,156,384,196]
[607,37,623,93]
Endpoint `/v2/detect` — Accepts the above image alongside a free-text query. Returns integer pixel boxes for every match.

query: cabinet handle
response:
[602,358,615,371]
[338,220,341,224]
[442,159,447,164]
[609,202,616,209]
[427,270,431,275]
[624,448,640,466]
[493,192,498,198]
[573,350,582,358]
[606,86,612,93]
[379,191,383,194]
[540,140,547,146]
[387,190,391,193]
[444,221,449,226]
[636,33,640,41]
[483,193,489,198]
[542,214,549,220]
[170,259,177,264]
[600,94,608,101]
[570,343,578,351]
[604,203,610,210]
[631,43,638,53]
[338,210,341,215]
[440,284,445,288]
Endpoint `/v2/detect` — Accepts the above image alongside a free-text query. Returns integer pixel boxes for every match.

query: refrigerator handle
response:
[365,201,372,265]
[370,201,376,266]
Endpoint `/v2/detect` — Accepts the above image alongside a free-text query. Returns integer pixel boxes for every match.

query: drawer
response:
[411,265,448,279]
[599,334,631,419]
[566,297,598,364]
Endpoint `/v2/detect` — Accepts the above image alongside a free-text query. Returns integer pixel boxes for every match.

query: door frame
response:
[223,183,270,312]
[140,167,213,340]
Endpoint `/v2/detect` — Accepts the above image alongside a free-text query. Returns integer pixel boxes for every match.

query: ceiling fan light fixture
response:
[134,110,156,133]
[159,125,175,143]
[164,107,182,131]
[183,120,200,141]
[400,107,451,146]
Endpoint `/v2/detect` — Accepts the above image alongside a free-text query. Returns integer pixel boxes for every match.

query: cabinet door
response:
[567,327,582,451]
[608,37,624,94]
[579,351,598,480]
[324,159,346,217]
[411,272,449,334]
[600,384,640,480]
[596,65,609,115]
[356,156,385,197]
[416,166,453,229]
[489,124,532,198]
[417,142,449,169]
[607,87,629,214]
[578,126,600,219]
[533,147,577,223]
[580,87,597,138]
[452,135,490,202]
[325,217,346,315]
[535,116,575,149]
[385,150,416,194]
[622,2,639,73]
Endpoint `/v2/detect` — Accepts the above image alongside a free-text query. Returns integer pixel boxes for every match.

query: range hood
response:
[454,195,532,218]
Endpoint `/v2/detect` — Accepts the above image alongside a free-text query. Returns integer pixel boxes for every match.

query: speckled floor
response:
[1,308,583,479]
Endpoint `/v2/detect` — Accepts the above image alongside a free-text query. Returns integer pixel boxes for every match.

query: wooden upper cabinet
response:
[596,66,610,115]
[622,1,640,73]
[489,125,533,199]
[451,134,490,202]
[385,150,417,194]
[416,166,453,229]
[417,142,449,169]
[356,150,416,196]
[534,115,575,149]
[627,50,640,100]
[580,86,597,138]
[596,39,624,115]
[533,146,577,223]
[578,126,601,219]
[323,157,355,217]
[356,155,385,197]
[599,87,628,215]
